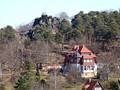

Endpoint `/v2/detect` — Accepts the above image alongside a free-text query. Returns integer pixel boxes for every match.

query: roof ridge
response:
[80,45,92,53]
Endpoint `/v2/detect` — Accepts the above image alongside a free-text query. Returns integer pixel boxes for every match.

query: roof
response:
[64,45,97,63]
[83,55,93,59]
[91,53,97,57]
[73,45,79,51]
[83,62,95,65]
[82,79,104,90]
[84,84,90,88]
[79,45,92,53]
[69,45,96,56]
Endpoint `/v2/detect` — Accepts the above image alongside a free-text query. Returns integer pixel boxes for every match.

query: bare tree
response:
[17,22,33,32]
[97,48,120,80]
[0,40,23,82]
[65,68,83,85]
[48,73,65,90]
[57,12,70,21]
[30,41,52,63]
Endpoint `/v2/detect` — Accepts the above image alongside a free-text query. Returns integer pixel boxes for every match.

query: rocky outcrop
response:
[33,14,60,34]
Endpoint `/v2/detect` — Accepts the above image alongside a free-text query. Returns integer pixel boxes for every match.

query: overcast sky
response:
[0,0,120,28]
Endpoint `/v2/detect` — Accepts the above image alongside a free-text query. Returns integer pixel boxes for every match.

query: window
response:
[84,66,87,70]
[90,59,92,62]
[92,66,94,70]
[87,66,90,70]
[82,53,90,56]
[95,87,102,90]
[81,66,83,70]
[85,73,87,76]
[87,59,89,62]
[84,59,91,62]
[71,59,73,62]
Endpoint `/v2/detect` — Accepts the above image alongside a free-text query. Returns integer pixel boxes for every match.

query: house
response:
[63,45,97,78]
[82,79,104,90]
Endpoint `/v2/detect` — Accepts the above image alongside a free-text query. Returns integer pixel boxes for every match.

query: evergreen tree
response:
[110,81,119,90]
[0,26,16,42]
[59,19,71,35]
[14,58,33,90]
[4,26,16,41]
[72,13,85,33]
[54,32,63,44]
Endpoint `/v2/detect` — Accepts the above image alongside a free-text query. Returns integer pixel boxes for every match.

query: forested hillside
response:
[0,10,120,90]
[26,11,120,50]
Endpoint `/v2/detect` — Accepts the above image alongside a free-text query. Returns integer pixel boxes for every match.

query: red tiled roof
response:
[91,53,96,57]
[79,45,92,53]
[71,45,96,57]
[84,84,90,88]
[83,80,97,90]
[83,62,95,65]
[73,45,79,51]
[64,45,97,64]
[83,55,93,59]
[82,80,104,90]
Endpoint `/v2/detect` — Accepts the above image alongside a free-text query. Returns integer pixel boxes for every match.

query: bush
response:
[24,38,31,47]
[0,84,6,90]
[110,81,119,90]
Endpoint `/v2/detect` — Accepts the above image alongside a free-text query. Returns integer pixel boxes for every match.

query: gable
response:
[82,80,104,90]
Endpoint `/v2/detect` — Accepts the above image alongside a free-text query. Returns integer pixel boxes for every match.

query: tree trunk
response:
[107,73,109,81]
[0,63,2,78]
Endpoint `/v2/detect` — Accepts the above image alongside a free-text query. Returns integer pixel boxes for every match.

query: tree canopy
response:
[0,26,16,42]
[25,10,120,50]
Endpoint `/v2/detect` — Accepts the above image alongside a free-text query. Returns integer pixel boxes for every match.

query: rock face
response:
[33,14,60,34]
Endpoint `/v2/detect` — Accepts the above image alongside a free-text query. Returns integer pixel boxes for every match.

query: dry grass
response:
[62,83,84,90]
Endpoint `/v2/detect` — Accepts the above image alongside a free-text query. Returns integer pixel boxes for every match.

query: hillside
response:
[0,10,120,90]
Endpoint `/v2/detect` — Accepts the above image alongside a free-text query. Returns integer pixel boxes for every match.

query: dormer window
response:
[81,52,90,56]
[90,59,92,62]
[84,59,92,63]
[87,60,89,62]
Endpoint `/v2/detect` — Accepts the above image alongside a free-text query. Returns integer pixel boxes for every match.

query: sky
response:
[0,0,120,28]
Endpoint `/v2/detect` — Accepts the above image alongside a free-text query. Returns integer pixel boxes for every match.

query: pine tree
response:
[14,58,33,90]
